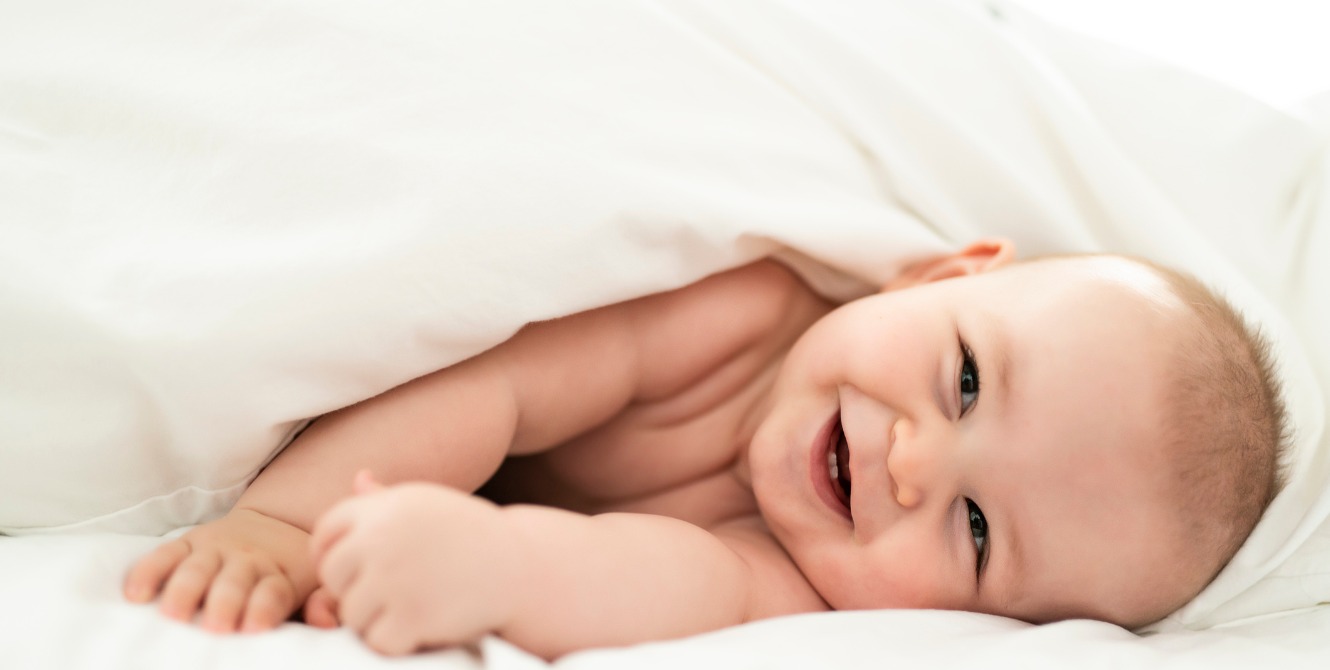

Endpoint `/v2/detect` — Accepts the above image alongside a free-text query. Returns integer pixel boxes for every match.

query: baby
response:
[123,239,1288,658]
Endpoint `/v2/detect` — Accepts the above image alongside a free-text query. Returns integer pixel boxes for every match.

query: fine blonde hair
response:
[1146,261,1289,587]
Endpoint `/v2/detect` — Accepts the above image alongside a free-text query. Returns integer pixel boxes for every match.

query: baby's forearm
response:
[241,295,660,533]
[315,501,822,657]
[316,484,781,657]
[240,358,519,532]
[495,507,757,659]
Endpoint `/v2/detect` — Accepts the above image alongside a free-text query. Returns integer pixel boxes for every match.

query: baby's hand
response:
[123,509,318,632]
[310,471,523,656]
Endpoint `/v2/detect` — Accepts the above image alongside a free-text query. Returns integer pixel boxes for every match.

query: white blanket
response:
[2,0,1328,666]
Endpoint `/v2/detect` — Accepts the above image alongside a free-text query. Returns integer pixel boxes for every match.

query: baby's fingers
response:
[200,559,259,632]
[240,574,299,633]
[309,472,386,564]
[309,501,359,569]
[315,533,364,599]
[303,586,341,629]
[124,538,190,603]
[364,612,418,656]
[158,550,222,622]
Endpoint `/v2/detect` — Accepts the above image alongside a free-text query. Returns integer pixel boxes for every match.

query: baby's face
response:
[749,252,1200,627]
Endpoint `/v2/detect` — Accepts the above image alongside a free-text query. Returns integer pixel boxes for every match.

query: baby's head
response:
[750,240,1287,630]
[1009,251,1288,625]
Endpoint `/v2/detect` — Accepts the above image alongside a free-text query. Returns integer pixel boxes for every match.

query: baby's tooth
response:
[828,451,839,479]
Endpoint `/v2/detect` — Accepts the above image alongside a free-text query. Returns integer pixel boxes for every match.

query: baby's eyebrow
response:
[980,312,1015,412]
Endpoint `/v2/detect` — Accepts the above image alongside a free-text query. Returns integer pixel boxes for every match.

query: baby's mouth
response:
[827,418,852,505]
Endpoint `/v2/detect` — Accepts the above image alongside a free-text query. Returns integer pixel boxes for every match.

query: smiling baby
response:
[124,240,1287,658]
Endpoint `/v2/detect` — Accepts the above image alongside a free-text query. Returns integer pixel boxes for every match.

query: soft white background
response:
[2,1,1328,668]
[1013,0,1330,108]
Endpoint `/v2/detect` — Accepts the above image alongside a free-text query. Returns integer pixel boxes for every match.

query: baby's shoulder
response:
[641,258,813,309]
[624,260,830,400]
[629,259,827,345]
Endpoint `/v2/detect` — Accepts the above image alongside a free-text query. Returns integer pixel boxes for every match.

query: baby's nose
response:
[885,420,935,509]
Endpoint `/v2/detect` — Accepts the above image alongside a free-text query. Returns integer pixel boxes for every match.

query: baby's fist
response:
[310,476,523,655]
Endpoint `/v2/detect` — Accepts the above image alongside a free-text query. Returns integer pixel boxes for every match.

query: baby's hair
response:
[1141,260,1290,588]
[1024,252,1289,614]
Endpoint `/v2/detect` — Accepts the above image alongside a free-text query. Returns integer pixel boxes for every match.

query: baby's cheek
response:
[831,555,962,611]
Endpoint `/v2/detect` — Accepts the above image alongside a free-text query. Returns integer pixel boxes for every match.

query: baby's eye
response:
[966,498,989,576]
[958,342,980,417]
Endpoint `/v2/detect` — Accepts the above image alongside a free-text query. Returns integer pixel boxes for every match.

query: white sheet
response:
[2,0,1328,667]
[5,533,1330,668]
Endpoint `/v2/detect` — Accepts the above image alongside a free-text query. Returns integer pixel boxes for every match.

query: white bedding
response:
[6,533,1330,668]
[2,0,1328,667]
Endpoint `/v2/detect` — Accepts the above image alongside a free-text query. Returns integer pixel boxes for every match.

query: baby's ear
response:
[883,238,1016,291]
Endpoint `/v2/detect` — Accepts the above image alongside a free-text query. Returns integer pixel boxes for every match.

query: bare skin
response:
[125,242,1205,658]
[125,258,834,649]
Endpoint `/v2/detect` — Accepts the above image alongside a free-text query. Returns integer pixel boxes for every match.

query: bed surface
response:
[3,0,1328,667]
[7,533,1330,669]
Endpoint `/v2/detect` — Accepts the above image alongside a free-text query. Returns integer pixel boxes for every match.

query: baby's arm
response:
[311,474,824,658]
[123,261,797,632]
[121,348,526,630]
[122,298,650,631]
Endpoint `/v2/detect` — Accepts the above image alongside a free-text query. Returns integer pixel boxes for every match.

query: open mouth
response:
[827,418,852,504]
[813,412,853,521]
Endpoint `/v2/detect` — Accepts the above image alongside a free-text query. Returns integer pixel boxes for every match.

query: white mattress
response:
[3,0,1328,667]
